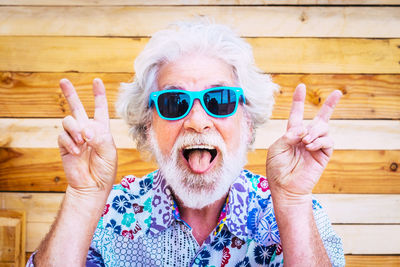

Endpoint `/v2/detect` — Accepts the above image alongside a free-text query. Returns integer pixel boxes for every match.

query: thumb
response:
[82,127,115,156]
[281,126,308,147]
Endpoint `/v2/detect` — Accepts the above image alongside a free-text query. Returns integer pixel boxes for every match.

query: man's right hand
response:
[58,78,117,196]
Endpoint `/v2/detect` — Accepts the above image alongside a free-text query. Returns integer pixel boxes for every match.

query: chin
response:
[162,166,237,209]
[160,146,247,209]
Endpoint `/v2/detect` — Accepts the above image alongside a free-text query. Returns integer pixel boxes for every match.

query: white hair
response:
[116,19,278,153]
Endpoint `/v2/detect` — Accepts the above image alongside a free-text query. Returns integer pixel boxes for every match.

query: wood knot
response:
[307,90,321,105]
[390,162,398,172]
[0,72,14,86]
[57,92,67,113]
[300,11,308,23]
[340,86,348,95]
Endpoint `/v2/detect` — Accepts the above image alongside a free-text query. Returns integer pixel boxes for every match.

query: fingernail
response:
[76,134,83,144]
[299,129,308,138]
[83,128,93,141]
[60,78,69,85]
[94,78,102,85]
[303,135,311,143]
[73,147,80,154]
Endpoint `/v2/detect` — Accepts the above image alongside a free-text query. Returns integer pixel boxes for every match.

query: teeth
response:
[184,145,215,150]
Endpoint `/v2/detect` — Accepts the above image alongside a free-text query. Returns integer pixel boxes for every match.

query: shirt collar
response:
[148,169,255,242]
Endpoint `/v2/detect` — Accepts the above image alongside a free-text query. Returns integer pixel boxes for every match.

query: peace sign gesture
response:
[58,78,117,195]
[266,84,342,199]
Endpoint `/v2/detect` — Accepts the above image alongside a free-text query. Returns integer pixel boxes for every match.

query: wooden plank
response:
[26,222,49,252]
[0,217,20,263]
[1,118,400,150]
[0,149,399,193]
[0,210,25,266]
[0,148,157,192]
[1,72,399,119]
[316,194,400,224]
[1,0,400,5]
[271,74,400,119]
[0,193,62,223]
[1,37,399,74]
[2,193,400,224]
[247,150,400,194]
[334,225,400,254]
[1,7,400,38]
[345,255,400,267]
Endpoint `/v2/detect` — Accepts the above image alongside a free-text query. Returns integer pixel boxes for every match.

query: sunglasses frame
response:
[148,86,246,121]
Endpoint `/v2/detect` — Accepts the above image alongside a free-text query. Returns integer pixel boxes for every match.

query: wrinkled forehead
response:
[156,53,237,91]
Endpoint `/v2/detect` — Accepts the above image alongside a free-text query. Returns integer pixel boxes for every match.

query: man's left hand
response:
[266,84,342,201]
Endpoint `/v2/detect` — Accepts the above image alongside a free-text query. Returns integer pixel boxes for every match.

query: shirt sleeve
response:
[86,245,105,267]
[312,198,346,267]
[25,251,36,267]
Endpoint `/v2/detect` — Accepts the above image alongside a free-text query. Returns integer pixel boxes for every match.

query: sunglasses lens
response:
[204,89,237,116]
[157,92,190,119]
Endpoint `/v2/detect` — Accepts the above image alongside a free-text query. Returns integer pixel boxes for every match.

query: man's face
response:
[149,54,249,209]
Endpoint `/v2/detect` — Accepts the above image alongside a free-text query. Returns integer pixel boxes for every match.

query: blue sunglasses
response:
[148,86,246,120]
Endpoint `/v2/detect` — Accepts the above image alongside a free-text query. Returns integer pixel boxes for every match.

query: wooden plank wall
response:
[0,1,399,265]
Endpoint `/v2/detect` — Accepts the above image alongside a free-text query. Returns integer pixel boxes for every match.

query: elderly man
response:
[30,21,344,266]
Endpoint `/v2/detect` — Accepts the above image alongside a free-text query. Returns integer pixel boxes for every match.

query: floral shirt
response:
[27,170,345,267]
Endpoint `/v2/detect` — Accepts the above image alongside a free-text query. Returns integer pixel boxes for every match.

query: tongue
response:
[187,150,212,173]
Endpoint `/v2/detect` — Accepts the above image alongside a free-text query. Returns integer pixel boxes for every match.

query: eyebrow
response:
[161,85,185,90]
[161,81,230,91]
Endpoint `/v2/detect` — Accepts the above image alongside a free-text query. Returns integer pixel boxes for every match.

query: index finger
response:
[93,78,110,127]
[287,84,306,130]
[315,90,342,122]
[60,78,89,123]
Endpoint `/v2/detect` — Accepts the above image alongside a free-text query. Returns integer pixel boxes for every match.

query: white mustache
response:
[172,131,226,156]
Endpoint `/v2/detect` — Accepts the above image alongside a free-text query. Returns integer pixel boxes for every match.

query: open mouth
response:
[182,145,218,173]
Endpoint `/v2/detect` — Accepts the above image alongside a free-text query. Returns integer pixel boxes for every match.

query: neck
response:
[175,193,227,246]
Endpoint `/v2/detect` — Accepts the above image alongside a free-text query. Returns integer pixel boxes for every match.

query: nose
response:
[183,100,213,133]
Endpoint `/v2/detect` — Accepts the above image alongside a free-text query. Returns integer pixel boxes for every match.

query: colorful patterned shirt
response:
[27,169,345,267]
[86,169,344,266]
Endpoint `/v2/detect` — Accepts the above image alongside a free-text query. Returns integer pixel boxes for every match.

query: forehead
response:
[157,54,236,90]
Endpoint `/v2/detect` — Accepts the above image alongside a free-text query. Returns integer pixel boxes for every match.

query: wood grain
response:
[1,7,399,38]
[335,225,400,254]
[345,255,400,267]
[1,72,399,119]
[2,192,400,224]
[1,37,399,73]
[2,118,400,150]
[0,149,399,193]
[0,210,25,267]
[1,0,399,5]
[0,217,21,263]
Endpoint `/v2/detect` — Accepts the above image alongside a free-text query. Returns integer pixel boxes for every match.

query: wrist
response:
[270,186,313,207]
[65,185,110,215]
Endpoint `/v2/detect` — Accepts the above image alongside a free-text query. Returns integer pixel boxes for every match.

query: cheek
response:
[152,111,182,155]
[216,112,245,149]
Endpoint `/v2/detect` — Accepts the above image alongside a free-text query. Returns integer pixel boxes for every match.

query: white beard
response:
[149,121,249,209]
